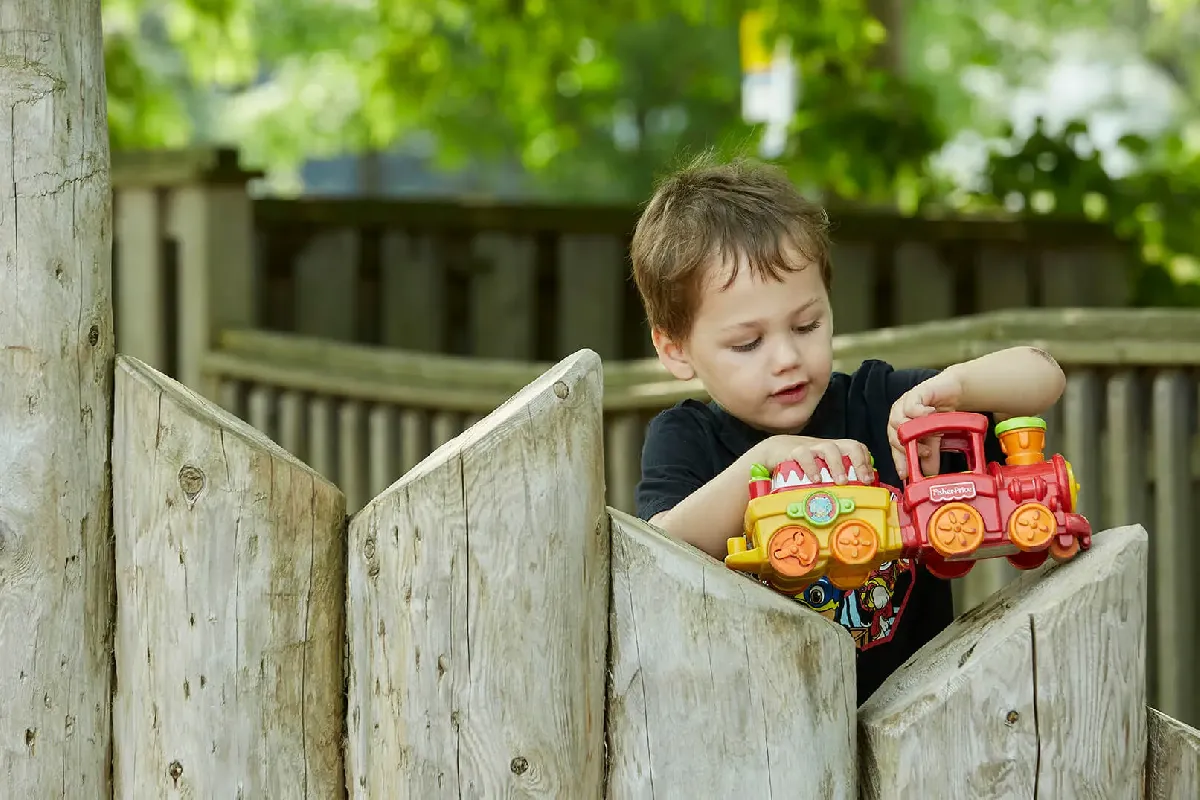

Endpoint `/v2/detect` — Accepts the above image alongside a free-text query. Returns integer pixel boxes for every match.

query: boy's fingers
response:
[842,440,873,484]
[817,443,848,484]
[790,449,821,483]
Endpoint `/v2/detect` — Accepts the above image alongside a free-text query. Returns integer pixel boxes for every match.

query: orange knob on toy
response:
[995,416,1047,466]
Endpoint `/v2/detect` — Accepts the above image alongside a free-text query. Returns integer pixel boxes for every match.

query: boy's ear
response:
[651,327,695,381]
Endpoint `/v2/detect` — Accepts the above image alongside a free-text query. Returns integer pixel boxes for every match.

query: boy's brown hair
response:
[630,153,832,343]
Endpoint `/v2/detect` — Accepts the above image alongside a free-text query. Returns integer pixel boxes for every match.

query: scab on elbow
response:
[1026,345,1061,370]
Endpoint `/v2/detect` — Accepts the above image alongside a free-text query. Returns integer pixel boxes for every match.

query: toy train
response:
[724,412,1091,593]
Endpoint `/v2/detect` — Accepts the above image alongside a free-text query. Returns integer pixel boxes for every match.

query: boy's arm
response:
[648,444,768,560]
[941,345,1066,417]
[888,346,1066,480]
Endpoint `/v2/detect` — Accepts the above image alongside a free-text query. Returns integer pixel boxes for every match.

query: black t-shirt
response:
[635,358,1006,705]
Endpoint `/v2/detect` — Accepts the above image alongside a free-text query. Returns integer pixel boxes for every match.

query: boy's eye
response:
[795,320,821,334]
[730,337,761,353]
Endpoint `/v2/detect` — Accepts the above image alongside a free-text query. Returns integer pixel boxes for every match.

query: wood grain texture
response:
[112,356,346,798]
[0,1,115,794]
[345,349,608,798]
[606,510,857,800]
[859,525,1149,799]
[1146,707,1200,798]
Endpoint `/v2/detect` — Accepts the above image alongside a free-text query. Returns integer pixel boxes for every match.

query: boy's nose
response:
[769,339,802,373]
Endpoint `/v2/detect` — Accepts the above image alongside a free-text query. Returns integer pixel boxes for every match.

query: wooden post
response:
[111,356,347,797]
[345,349,608,797]
[112,148,261,395]
[1145,707,1200,797]
[606,510,858,798]
[0,3,115,794]
[859,525,1149,798]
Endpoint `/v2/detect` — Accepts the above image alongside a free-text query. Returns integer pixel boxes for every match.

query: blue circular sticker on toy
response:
[805,491,838,526]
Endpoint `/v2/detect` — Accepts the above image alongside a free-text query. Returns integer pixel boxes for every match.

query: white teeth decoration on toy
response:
[772,469,812,491]
[846,466,858,481]
[819,467,833,483]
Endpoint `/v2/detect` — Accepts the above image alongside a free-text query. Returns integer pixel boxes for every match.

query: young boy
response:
[630,155,1066,704]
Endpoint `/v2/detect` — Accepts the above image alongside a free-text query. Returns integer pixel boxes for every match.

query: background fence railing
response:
[109,148,1137,390]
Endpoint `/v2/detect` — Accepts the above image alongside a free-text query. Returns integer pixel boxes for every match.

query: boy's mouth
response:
[771,381,808,403]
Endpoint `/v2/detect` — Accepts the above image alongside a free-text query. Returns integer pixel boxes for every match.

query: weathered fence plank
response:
[606,510,857,799]
[112,356,346,797]
[0,1,115,794]
[1146,706,1200,798]
[345,349,608,798]
[859,524,1149,799]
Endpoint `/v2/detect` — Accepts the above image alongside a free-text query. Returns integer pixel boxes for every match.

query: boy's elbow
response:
[1027,346,1066,405]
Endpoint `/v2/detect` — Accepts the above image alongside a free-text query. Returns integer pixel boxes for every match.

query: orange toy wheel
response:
[768,525,820,579]
[1008,502,1057,551]
[1049,537,1081,562]
[927,502,986,558]
[829,520,880,566]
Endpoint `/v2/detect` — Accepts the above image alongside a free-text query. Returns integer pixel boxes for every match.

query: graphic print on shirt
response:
[796,558,916,650]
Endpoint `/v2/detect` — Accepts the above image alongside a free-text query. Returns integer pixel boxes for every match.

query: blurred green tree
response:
[101,0,1200,302]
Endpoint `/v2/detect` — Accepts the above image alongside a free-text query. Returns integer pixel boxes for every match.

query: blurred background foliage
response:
[101,0,1200,305]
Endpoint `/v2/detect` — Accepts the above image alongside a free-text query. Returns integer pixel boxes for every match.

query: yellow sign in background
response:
[740,11,774,73]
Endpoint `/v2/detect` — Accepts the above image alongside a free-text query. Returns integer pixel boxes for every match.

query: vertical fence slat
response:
[339,400,367,513]
[114,187,168,370]
[605,413,642,515]
[367,404,398,498]
[861,525,1149,798]
[344,350,607,797]
[430,411,461,450]
[556,234,624,359]
[166,184,257,396]
[294,230,361,342]
[607,509,857,797]
[308,396,336,480]
[380,232,445,352]
[399,409,428,473]
[893,243,954,325]
[217,379,243,418]
[1146,707,1200,797]
[974,246,1033,312]
[471,232,537,359]
[1152,370,1195,724]
[1106,371,1146,528]
[276,390,305,459]
[246,385,275,441]
[829,242,875,333]
[1063,369,1103,525]
[113,356,346,797]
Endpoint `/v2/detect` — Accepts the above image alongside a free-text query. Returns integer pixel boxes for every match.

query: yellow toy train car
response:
[725,455,906,592]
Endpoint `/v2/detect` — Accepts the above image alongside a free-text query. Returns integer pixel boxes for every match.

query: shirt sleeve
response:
[635,407,717,522]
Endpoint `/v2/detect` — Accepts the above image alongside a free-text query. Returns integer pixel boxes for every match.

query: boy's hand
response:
[758,435,873,486]
[888,371,963,481]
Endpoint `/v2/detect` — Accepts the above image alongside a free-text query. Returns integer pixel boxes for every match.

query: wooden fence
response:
[201,307,1200,730]
[108,148,1135,386]
[118,349,1200,796]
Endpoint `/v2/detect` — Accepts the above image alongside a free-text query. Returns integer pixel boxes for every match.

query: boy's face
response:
[653,251,833,435]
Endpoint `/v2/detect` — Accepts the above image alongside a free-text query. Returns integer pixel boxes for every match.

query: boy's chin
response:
[741,404,814,435]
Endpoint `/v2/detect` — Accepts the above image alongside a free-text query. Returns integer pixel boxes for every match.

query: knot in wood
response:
[552,381,569,399]
[168,759,183,783]
[178,465,205,501]
[1005,710,1020,726]
[87,325,99,346]
[510,756,529,775]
